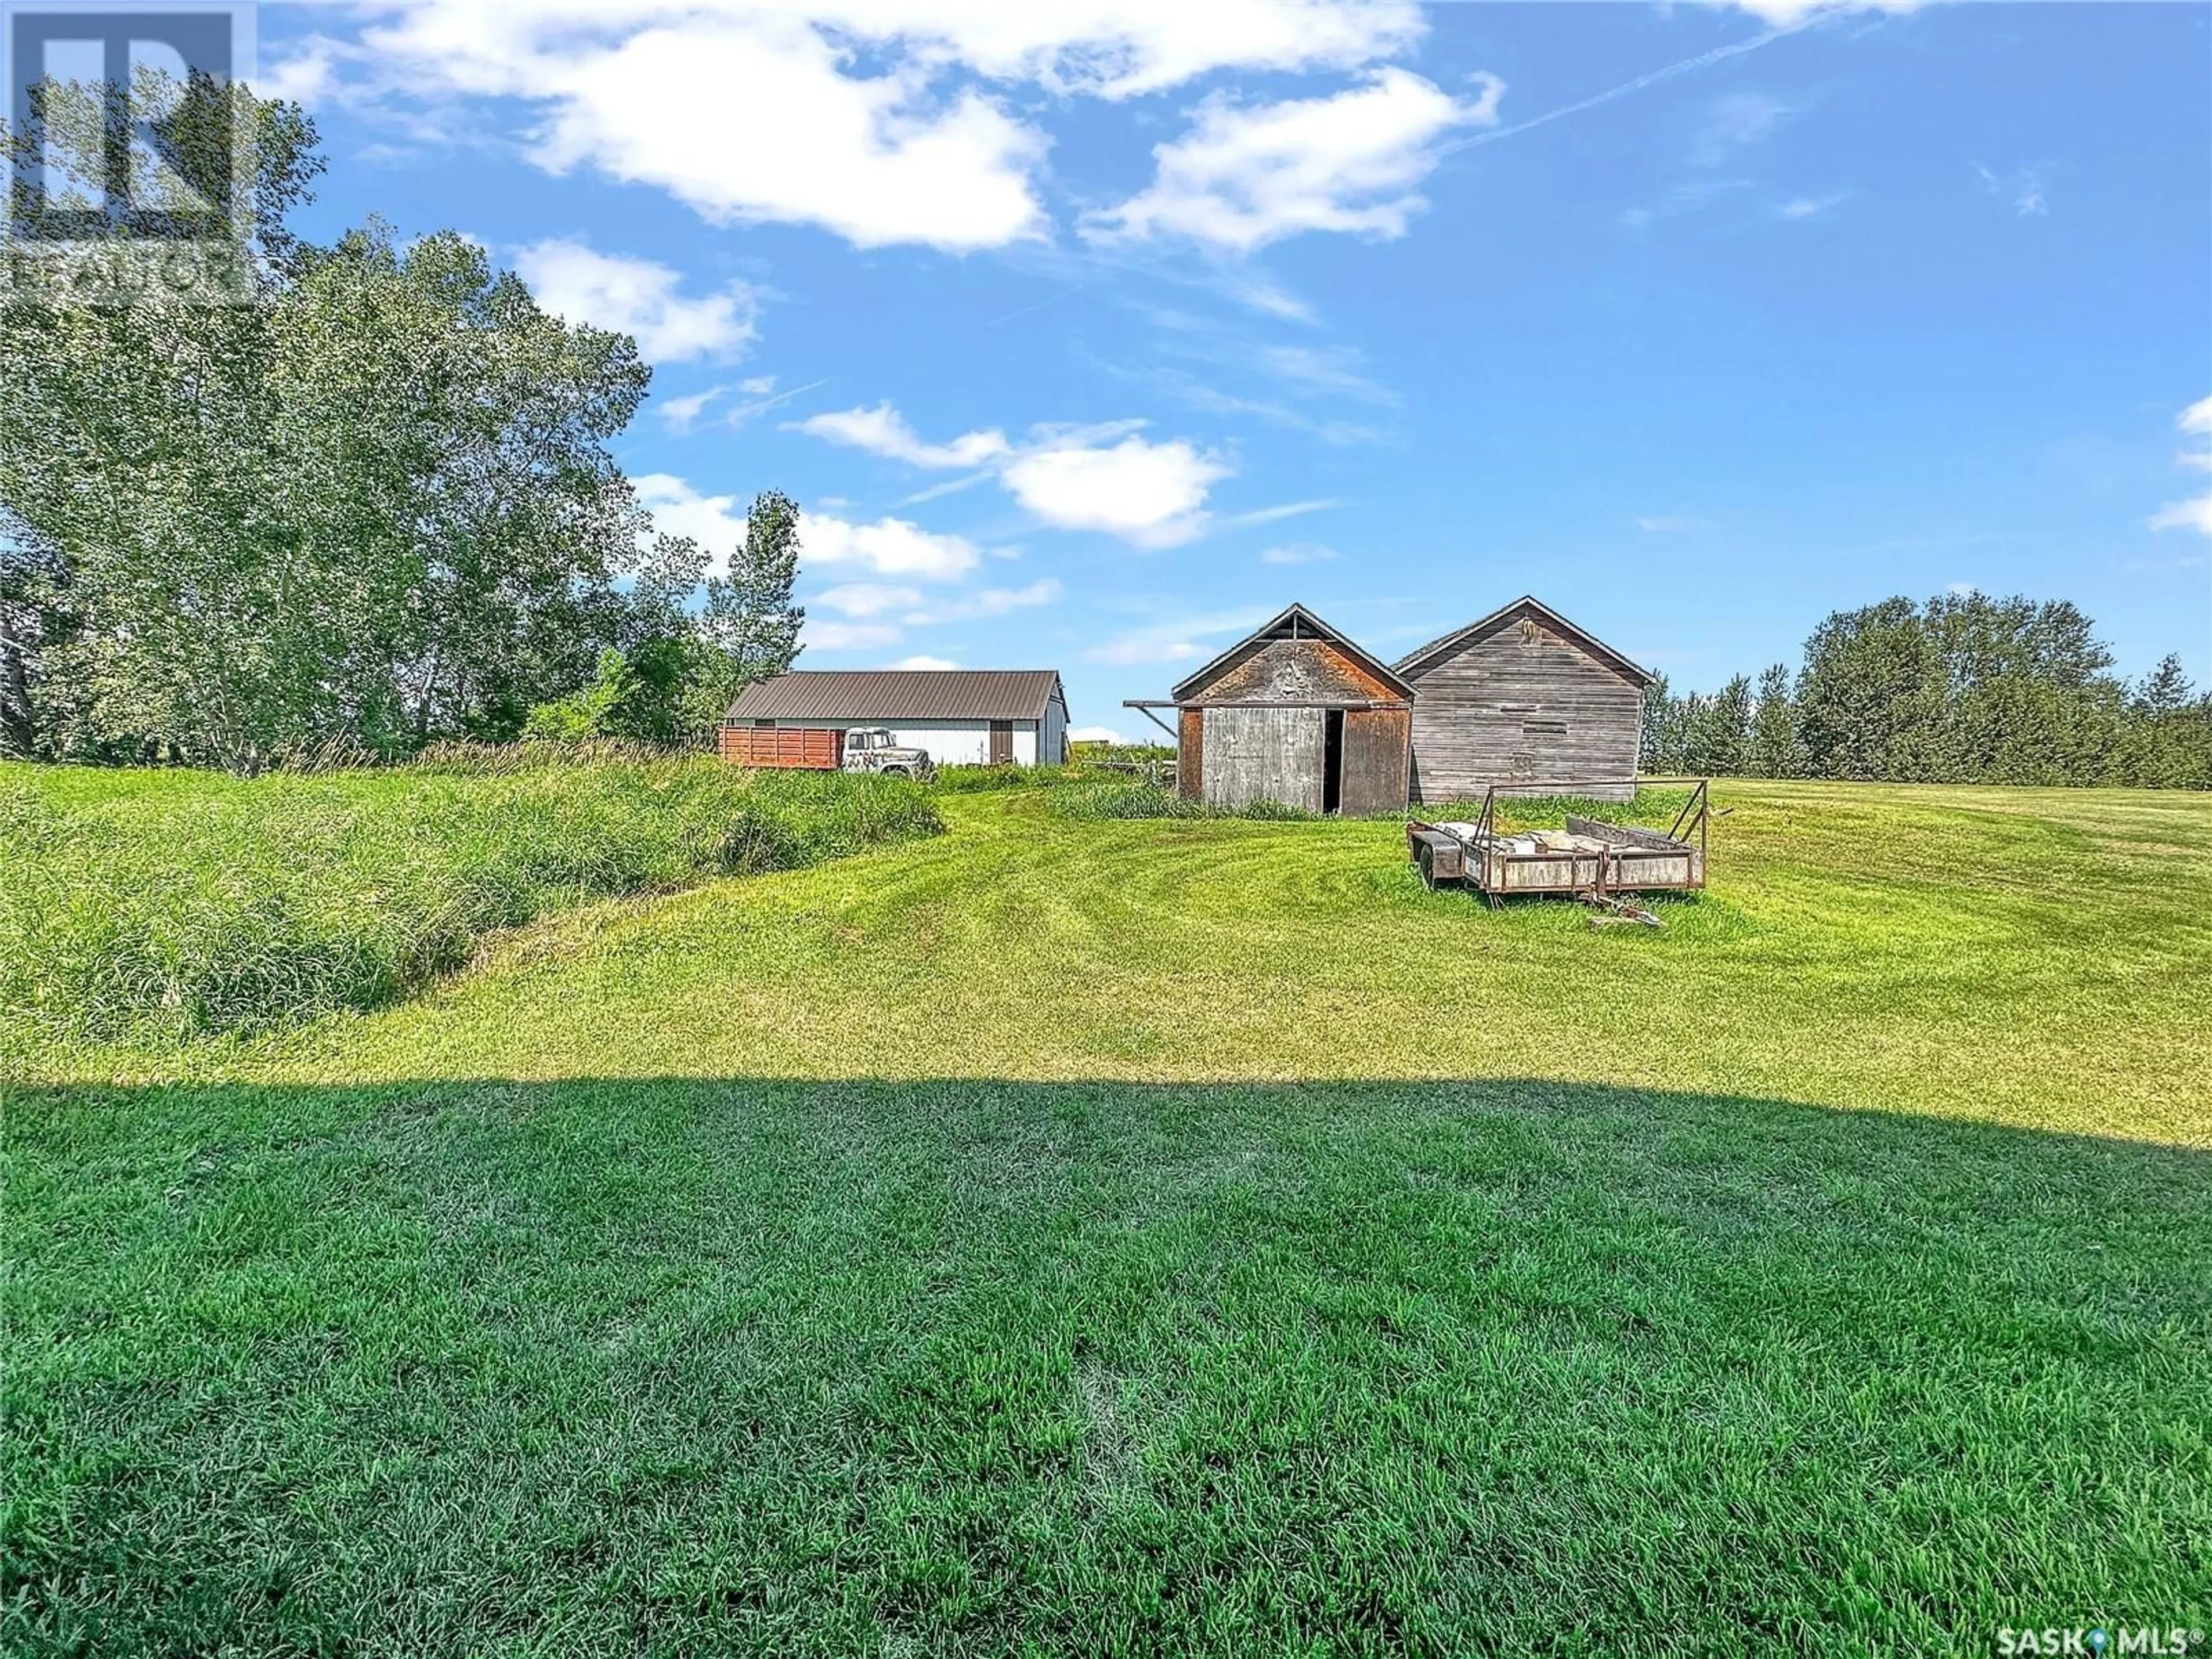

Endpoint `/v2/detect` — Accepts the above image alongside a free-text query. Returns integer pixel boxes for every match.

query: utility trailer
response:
[1408,779,1709,903]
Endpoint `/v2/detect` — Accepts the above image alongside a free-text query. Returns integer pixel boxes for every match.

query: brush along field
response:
[6,772,2209,1656]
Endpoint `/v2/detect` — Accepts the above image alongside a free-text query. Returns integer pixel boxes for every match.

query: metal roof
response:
[1167,602,1416,704]
[1392,596,1657,688]
[726,669,1066,723]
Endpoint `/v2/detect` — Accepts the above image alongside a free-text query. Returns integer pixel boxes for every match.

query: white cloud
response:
[1636,515,1715,532]
[1620,176,1752,231]
[806,620,902,652]
[2150,497,2212,537]
[1084,607,1270,665]
[791,400,1233,547]
[1259,541,1337,565]
[813,581,925,618]
[1974,163,2046,218]
[897,471,997,506]
[1003,432,1229,548]
[657,385,727,432]
[354,3,1427,252]
[1228,279,1317,324]
[514,238,760,361]
[258,37,342,105]
[2177,395,2212,470]
[1695,92,1791,165]
[1225,499,1341,529]
[1083,67,1503,252]
[1069,725,1121,743]
[1777,191,1848,220]
[905,578,1063,623]
[730,376,830,427]
[1717,0,1922,19]
[2150,397,2212,538]
[789,402,1010,468]
[1252,344,1394,403]
[636,472,748,568]
[802,512,982,579]
[889,655,961,670]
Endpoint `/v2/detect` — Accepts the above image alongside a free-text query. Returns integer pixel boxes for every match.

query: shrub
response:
[0,756,940,1045]
[930,763,1090,794]
[1050,778,1320,822]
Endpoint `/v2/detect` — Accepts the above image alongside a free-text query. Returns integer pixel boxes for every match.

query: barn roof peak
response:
[1392,596,1656,688]
[1169,603,1416,703]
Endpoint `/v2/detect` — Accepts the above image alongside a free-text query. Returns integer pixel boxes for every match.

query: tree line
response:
[1641,591,2212,788]
[1,74,801,772]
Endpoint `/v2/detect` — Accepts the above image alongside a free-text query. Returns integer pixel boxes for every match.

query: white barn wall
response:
[760,718,1039,767]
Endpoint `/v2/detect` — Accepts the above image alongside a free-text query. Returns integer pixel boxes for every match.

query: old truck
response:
[716,725,935,779]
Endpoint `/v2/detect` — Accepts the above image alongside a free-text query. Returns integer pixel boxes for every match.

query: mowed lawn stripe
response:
[6,779,2209,1655]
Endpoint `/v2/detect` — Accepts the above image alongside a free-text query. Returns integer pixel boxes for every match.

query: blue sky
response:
[261,1,2211,737]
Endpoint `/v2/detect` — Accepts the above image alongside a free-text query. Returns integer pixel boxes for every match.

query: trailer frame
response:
[1408,778,1709,903]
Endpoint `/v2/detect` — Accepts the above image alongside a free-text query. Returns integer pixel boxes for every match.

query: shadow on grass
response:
[7,1076,2207,1657]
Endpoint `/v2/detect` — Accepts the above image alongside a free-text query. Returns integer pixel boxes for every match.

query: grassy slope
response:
[6,779,2210,1655]
[0,758,940,1050]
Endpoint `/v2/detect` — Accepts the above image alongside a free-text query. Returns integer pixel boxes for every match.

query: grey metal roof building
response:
[726,670,1066,724]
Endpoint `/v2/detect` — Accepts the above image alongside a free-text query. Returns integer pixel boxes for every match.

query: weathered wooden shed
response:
[1393,596,1655,805]
[1128,604,1414,813]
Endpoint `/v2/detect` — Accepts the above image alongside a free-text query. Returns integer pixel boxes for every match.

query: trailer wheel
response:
[881,765,910,778]
[1416,840,1444,891]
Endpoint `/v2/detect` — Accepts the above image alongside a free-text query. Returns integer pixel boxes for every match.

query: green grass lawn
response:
[6,776,2209,1654]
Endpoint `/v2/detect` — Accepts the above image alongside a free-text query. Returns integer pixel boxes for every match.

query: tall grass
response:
[0,755,940,1044]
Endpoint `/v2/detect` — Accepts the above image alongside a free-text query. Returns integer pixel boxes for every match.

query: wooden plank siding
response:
[1194,638,1406,709]
[1401,617,1643,804]
[1201,706,1326,810]
[1177,707,1204,800]
[1159,605,1415,812]
[1339,707,1410,815]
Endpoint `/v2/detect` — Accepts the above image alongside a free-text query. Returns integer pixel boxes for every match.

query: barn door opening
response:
[1322,709,1344,814]
[988,719,1013,764]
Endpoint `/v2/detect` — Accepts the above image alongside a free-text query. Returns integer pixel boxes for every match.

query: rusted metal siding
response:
[717,726,842,768]
[1402,615,1642,804]
[1201,706,1325,810]
[1339,707,1410,813]
[728,669,1063,723]
[1177,707,1204,798]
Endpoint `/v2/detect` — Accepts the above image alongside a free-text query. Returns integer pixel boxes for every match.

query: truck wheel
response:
[881,765,910,778]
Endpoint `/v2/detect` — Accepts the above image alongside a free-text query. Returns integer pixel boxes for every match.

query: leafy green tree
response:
[1747,663,1801,778]
[1685,675,1753,775]
[1794,597,1941,781]
[2,76,681,768]
[1639,673,1675,771]
[525,649,634,740]
[681,491,806,744]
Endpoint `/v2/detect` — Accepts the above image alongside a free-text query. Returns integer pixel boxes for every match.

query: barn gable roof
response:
[1392,596,1656,689]
[1169,603,1416,704]
[726,669,1065,723]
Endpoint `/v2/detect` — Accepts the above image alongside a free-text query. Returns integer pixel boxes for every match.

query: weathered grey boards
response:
[1147,605,1415,814]
[1126,596,1658,815]
[1394,598,1656,806]
[1200,706,1321,810]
